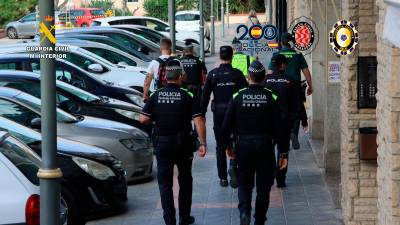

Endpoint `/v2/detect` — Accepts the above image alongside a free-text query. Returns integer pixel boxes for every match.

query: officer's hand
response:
[307,86,313,96]
[143,94,149,102]
[226,148,235,160]
[198,145,207,157]
[303,125,309,133]
[279,158,288,170]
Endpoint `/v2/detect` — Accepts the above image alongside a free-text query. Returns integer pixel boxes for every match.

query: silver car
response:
[5,13,38,39]
[0,87,153,182]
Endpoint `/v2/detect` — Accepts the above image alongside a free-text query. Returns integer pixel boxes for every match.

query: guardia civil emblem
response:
[329,20,359,56]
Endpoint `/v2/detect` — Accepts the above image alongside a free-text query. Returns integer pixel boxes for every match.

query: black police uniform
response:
[222,85,282,224]
[142,84,201,225]
[180,54,207,99]
[201,63,247,181]
[265,70,300,185]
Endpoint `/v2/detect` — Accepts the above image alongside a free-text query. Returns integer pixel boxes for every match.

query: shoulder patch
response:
[233,88,247,99]
[264,88,278,101]
[180,88,194,98]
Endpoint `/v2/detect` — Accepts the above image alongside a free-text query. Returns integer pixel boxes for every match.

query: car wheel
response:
[61,187,84,225]
[7,27,18,39]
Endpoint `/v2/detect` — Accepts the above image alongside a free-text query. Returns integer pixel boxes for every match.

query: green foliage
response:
[143,0,169,21]
[0,0,37,28]
[83,0,114,11]
[113,8,134,16]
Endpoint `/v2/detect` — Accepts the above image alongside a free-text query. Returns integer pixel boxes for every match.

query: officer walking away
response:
[143,38,176,101]
[222,61,287,225]
[232,38,255,79]
[180,40,207,100]
[267,32,313,150]
[140,60,207,225]
[265,54,300,188]
[201,46,248,188]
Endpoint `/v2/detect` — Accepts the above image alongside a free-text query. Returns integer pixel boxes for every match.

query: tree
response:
[54,0,69,10]
[143,0,168,21]
[0,0,37,28]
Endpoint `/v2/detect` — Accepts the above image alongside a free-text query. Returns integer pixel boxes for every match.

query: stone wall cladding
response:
[376,0,400,224]
[340,0,378,224]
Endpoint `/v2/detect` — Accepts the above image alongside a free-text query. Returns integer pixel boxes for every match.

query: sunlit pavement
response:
[87,25,344,224]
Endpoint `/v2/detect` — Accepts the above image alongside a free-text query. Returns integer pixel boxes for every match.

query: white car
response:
[175,10,210,42]
[0,43,147,91]
[0,131,41,225]
[91,16,209,51]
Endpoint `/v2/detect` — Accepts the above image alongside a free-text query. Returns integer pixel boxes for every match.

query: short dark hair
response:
[271,54,288,70]
[280,32,293,47]
[160,38,172,50]
[220,46,233,60]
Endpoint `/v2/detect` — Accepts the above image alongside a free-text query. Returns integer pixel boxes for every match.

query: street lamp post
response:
[199,0,205,61]
[168,0,176,54]
[226,0,229,29]
[211,0,215,54]
[38,0,62,224]
[221,0,225,37]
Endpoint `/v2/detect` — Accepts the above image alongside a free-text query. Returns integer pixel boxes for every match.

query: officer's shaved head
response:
[166,60,183,80]
[248,60,266,83]
[160,38,172,51]
[220,46,233,61]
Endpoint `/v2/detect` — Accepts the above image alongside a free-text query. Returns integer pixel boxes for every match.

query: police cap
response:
[166,59,183,80]
[281,32,293,44]
[183,40,194,51]
[220,45,233,60]
[248,60,266,82]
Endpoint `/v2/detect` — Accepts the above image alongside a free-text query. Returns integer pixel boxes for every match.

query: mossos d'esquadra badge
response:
[329,19,359,56]
[288,16,319,55]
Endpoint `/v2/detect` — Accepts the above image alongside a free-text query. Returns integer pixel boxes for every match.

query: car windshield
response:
[0,135,40,185]
[14,92,79,123]
[176,14,200,21]
[82,47,137,66]
[56,81,100,102]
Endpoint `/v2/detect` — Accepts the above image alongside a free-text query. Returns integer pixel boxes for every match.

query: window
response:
[145,19,168,32]
[175,14,200,21]
[0,136,41,185]
[0,99,39,127]
[0,62,17,70]
[0,81,41,99]
[55,62,99,91]
[70,10,85,17]
[57,82,99,102]
[83,47,137,66]
[90,10,105,16]
[63,52,108,74]
[21,13,36,22]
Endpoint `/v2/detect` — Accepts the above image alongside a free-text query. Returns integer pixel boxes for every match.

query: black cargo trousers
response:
[154,134,195,225]
[236,135,276,225]
[275,119,292,183]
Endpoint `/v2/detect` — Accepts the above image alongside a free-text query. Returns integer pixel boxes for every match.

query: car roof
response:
[0,87,22,98]
[0,70,40,79]
[93,16,167,23]
[176,10,200,15]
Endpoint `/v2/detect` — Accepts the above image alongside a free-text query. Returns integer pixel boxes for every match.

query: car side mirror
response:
[30,118,41,129]
[88,64,104,73]
[118,61,128,66]
[165,27,170,32]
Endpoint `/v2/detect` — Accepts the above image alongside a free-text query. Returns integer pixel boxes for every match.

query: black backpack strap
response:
[246,55,250,69]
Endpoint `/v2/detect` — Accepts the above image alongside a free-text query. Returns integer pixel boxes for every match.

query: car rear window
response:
[0,135,41,185]
[71,10,85,17]
[176,14,200,21]
[91,10,105,16]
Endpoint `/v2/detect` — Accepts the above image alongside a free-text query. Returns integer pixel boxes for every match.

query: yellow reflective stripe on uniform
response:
[264,88,278,101]
[180,88,194,98]
[233,88,247,99]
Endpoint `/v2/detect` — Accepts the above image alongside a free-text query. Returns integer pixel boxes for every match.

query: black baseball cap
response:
[281,32,294,43]
[220,46,233,60]
[271,54,288,68]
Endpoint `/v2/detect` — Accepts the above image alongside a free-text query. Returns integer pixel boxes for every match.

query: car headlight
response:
[120,129,152,152]
[114,108,140,121]
[72,157,116,180]
[126,93,144,107]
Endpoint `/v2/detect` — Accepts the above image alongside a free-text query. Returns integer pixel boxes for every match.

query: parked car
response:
[0,117,127,224]
[0,43,147,91]
[175,10,210,48]
[0,87,153,182]
[92,16,209,51]
[66,8,105,27]
[0,130,41,225]
[57,27,161,59]
[6,12,63,39]
[0,54,145,105]
[0,70,151,134]
[53,34,152,63]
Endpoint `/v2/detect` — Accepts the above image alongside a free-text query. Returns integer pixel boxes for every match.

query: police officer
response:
[265,54,301,188]
[180,41,207,100]
[201,46,248,187]
[268,32,313,149]
[140,60,207,225]
[232,38,255,79]
[222,61,286,225]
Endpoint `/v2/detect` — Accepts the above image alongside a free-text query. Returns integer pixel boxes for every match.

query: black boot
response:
[179,216,195,225]
[220,179,228,187]
[228,166,238,189]
[240,213,250,225]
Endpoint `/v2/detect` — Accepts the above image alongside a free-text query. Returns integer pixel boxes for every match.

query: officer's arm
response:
[139,114,152,125]
[200,74,213,113]
[139,96,154,124]
[302,68,313,95]
[289,82,301,121]
[143,73,153,100]
[221,99,235,149]
[194,116,206,145]
[201,61,207,86]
